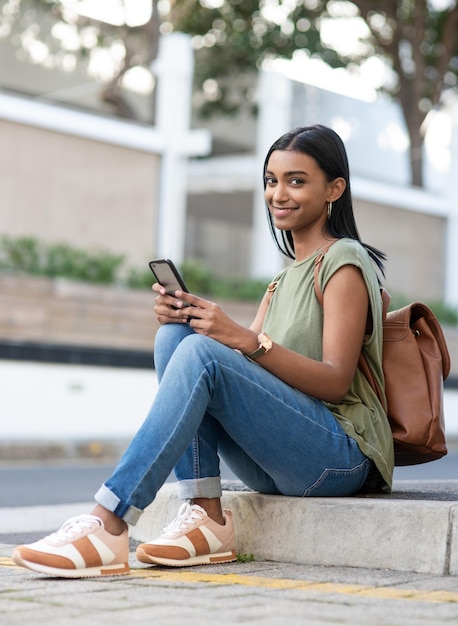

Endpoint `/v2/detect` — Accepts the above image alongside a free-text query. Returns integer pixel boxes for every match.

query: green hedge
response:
[1,235,457,322]
[0,235,124,284]
[0,235,267,301]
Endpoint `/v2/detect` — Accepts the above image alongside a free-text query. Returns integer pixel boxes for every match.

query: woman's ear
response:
[328,177,346,202]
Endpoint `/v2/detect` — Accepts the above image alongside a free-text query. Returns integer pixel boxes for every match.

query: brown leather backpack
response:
[314,249,450,466]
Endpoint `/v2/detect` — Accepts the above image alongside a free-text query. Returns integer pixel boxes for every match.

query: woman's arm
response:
[244,264,369,403]
[153,265,368,404]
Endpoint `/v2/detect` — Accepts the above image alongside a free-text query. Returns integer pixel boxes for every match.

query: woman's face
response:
[264,149,334,237]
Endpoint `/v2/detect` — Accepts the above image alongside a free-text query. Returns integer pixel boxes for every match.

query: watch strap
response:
[245,345,266,360]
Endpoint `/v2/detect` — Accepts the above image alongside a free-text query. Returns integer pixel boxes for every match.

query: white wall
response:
[1,361,457,440]
[0,361,157,440]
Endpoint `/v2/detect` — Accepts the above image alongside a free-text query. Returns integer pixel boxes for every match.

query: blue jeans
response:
[95,324,371,525]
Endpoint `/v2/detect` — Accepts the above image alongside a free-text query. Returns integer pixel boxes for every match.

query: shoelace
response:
[47,515,103,544]
[162,503,206,537]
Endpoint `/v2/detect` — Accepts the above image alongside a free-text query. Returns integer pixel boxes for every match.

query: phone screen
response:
[149,259,189,296]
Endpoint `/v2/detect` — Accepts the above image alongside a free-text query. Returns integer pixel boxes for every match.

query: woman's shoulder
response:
[320,239,376,289]
[326,238,371,266]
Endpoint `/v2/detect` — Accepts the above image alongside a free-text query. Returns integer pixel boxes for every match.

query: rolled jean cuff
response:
[177,476,222,500]
[94,484,143,526]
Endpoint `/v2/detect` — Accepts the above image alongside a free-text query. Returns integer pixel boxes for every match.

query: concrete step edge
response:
[2,483,457,576]
[131,484,458,576]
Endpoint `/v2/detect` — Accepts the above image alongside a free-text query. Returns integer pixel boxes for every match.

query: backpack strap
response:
[313,241,337,307]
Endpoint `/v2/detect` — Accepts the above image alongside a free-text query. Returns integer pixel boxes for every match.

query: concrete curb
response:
[2,480,457,576]
[130,482,458,576]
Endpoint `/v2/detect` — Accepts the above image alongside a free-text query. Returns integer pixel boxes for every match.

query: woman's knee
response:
[174,333,218,360]
[167,334,235,375]
[154,324,195,376]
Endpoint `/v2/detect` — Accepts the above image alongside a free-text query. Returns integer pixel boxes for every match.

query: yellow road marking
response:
[132,569,458,603]
[1,557,457,604]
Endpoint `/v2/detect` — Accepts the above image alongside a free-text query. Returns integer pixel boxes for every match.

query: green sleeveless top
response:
[263,238,394,492]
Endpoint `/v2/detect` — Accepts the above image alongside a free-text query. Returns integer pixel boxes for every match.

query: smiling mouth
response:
[272,206,297,216]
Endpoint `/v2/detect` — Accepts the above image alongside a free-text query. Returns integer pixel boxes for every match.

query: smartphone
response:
[149,258,189,297]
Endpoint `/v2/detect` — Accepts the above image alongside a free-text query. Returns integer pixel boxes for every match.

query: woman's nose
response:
[271,183,288,203]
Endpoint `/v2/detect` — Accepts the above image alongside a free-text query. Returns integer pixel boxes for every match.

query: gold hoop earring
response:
[327,201,333,219]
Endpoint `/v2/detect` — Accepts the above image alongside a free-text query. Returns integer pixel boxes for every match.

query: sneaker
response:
[12,514,130,578]
[136,503,237,567]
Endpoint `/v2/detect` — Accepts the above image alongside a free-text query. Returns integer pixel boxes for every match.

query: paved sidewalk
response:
[1,542,458,625]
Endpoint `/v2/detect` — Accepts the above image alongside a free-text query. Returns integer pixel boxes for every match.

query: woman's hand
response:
[152,283,259,352]
[152,283,192,325]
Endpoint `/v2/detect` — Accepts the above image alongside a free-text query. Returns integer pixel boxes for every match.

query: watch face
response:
[245,332,272,360]
[260,332,272,352]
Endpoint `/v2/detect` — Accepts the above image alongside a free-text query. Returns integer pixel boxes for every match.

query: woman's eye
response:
[265,176,276,185]
[290,178,303,185]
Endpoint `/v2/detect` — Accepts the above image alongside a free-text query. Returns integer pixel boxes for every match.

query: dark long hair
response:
[264,124,385,276]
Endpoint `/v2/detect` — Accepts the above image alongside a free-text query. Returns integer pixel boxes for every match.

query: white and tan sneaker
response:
[136,503,237,567]
[13,514,130,578]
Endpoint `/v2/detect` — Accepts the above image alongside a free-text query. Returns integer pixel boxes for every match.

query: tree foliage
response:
[167,0,458,186]
[164,0,330,116]
[0,0,161,117]
[339,0,458,186]
[2,1,457,186]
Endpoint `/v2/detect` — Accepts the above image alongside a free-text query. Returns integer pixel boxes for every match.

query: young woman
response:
[13,125,394,578]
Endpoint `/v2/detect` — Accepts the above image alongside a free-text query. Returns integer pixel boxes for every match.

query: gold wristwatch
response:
[245,331,272,360]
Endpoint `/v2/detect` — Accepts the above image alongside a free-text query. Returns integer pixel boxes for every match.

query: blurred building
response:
[1,31,457,305]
